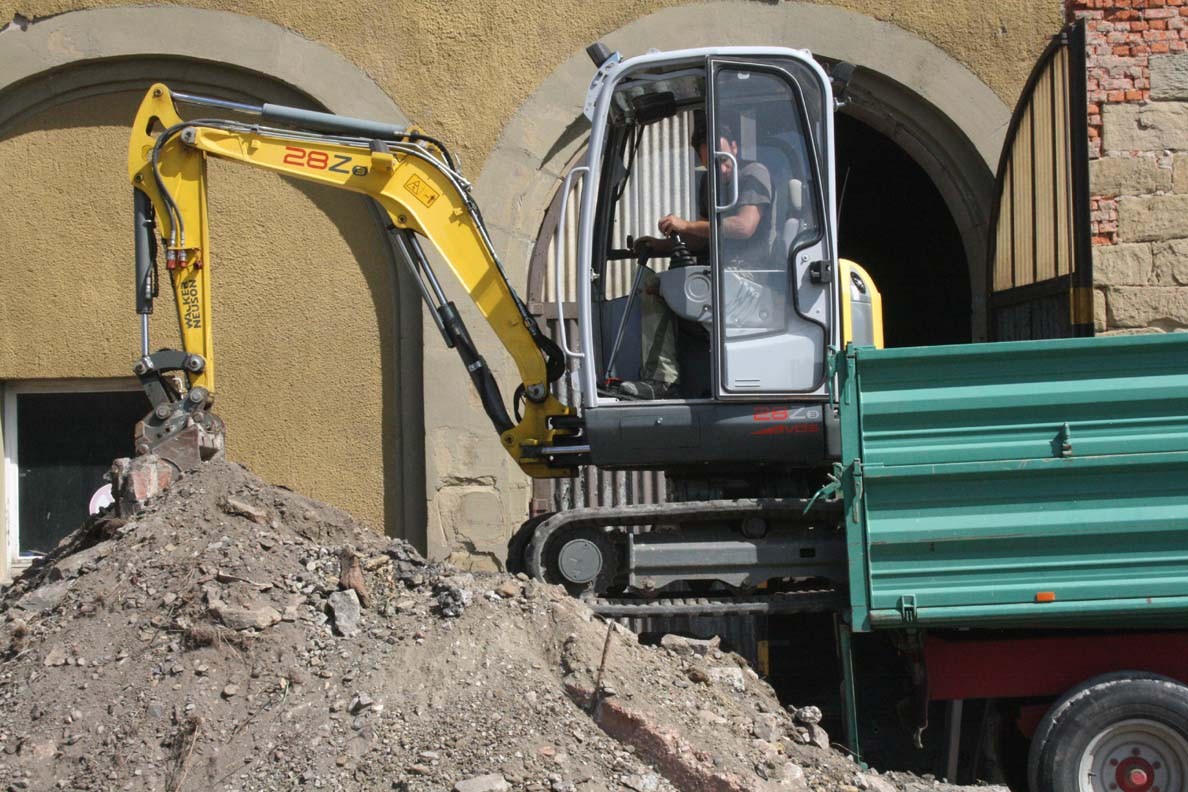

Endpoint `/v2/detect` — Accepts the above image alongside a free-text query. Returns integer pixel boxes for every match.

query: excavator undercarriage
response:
[509,496,848,618]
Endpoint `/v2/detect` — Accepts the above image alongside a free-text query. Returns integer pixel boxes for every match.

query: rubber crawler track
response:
[526,498,846,617]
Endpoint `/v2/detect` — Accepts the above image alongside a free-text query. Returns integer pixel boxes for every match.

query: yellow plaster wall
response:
[0,93,396,530]
[1,0,1062,168]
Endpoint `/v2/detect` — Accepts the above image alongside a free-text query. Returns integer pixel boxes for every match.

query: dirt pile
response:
[0,460,1004,792]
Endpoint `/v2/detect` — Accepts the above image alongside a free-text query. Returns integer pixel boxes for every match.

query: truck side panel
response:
[840,333,1188,631]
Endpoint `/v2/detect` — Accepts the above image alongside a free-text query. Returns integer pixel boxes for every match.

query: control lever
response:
[669,232,696,269]
[604,236,653,384]
[608,235,636,260]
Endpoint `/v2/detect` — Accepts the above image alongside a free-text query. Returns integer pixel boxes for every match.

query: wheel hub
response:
[1080,719,1186,792]
[1115,756,1156,792]
[557,538,603,584]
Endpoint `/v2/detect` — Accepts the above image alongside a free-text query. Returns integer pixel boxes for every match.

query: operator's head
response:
[690,109,737,176]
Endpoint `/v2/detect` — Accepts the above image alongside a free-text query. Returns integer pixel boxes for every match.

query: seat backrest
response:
[755,144,791,268]
[782,177,803,257]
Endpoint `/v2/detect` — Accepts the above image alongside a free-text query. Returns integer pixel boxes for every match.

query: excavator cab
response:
[560,47,881,474]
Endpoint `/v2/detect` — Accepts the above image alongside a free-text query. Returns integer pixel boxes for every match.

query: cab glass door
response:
[708,59,832,396]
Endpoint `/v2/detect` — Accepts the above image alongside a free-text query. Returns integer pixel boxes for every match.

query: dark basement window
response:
[7,387,146,559]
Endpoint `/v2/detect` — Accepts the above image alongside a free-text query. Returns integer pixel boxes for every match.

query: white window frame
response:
[3,378,142,577]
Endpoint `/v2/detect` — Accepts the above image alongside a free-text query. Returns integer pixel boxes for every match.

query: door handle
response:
[714,150,740,212]
[554,165,589,360]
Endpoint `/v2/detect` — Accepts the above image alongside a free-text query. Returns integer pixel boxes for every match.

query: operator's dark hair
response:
[690,108,733,147]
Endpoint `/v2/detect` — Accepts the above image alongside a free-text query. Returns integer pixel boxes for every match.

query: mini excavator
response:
[128,44,882,619]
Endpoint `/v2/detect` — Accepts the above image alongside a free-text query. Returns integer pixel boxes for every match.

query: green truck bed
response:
[837,332,1188,632]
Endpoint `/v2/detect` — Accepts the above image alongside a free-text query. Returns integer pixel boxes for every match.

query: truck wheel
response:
[1028,672,1174,791]
[1028,673,1188,792]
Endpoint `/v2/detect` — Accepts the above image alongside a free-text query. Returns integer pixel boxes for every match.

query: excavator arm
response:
[128,84,579,478]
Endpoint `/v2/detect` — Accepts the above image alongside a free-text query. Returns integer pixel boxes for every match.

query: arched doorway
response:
[0,7,425,551]
[835,114,971,347]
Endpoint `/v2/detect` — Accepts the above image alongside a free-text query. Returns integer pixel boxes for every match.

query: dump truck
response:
[835,332,1188,790]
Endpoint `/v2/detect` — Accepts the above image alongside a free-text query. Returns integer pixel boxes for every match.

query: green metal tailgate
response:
[838,333,1188,632]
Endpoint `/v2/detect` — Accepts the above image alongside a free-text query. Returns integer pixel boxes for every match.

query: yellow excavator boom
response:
[128,84,575,478]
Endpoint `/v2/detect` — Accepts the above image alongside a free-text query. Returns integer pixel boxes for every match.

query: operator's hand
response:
[658,214,691,236]
[633,235,662,255]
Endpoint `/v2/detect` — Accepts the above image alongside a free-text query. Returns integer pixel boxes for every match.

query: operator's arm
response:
[652,160,769,245]
[128,84,577,478]
[657,207,760,241]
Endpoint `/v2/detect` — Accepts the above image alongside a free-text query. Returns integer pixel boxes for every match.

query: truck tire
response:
[1028,672,1188,792]
[1028,672,1173,790]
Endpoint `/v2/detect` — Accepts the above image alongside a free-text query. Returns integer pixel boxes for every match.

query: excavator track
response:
[524,498,846,617]
[587,588,846,618]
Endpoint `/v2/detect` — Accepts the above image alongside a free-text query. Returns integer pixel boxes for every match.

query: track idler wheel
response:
[533,524,619,597]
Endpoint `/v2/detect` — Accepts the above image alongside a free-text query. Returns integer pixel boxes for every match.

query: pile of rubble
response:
[0,459,1006,792]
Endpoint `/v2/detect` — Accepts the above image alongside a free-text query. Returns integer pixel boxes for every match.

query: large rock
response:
[660,633,721,657]
[110,455,175,515]
[622,774,661,792]
[751,713,785,742]
[1094,242,1153,286]
[564,680,769,792]
[1103,103,1188,154]
[1151,54,1188,101]
[16,580,70,613]
[1117,195,1188,242]
[42,644,67,667]
[708,666,746,692]
[453,774,510,792]
[862,773,899,792]
[221,496,269,525]
[210,599,282,631]
[49,543,113,582]
[793,705,823,725]
[1090,156,1171,196]
[327,589,362,637]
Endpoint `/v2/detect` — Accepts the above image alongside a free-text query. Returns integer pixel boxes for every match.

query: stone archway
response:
[0,6,405,126]
[475,0,1012,340]
[0,6,425,548]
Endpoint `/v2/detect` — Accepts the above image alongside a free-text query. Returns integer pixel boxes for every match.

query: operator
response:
[620,110,774,400]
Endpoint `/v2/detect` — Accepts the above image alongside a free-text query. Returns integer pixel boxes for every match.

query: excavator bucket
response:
[133,406,225,472]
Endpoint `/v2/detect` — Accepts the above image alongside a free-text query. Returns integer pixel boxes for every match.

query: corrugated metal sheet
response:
[841,332,1188,630]
[530,112,698,513]
[545,112,696,303]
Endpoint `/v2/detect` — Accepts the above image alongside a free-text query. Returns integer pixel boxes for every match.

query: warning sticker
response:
[404,175,440,208]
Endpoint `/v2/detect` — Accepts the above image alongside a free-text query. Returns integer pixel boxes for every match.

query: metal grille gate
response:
[987,20,1093,340]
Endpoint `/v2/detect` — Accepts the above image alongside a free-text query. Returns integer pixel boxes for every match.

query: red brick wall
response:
[1071,0,1188,245]
[1067,0,1188,332]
